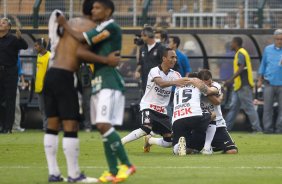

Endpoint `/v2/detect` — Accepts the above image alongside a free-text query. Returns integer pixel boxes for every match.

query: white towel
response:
[48,9,64,67]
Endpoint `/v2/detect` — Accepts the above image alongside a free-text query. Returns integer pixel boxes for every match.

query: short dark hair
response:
[233,37,243,47]
[82,0,96,16]
[170,36,180,48]
[95,0,115,16]
[198,69,212,80]
[35,38,47,48]
[142,26,154,38]
[188,72,199,78]
[162,48,174,58]
[155,29,168,42]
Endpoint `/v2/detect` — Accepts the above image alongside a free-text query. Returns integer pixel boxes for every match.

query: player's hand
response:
[135,71,141,79]
[224,79,233,87]
[56,13,67,26]
[15,28,21,39]
[106,51,120,67]
[174,77,190,87]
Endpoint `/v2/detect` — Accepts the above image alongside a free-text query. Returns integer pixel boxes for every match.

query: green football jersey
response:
[83,19,124,94]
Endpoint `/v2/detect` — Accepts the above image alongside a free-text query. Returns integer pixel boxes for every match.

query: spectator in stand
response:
[257,29,282,134]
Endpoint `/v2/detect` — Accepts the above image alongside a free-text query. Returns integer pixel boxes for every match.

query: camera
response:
[134,34,144,46]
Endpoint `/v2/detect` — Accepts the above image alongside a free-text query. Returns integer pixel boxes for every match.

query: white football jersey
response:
[200,81,226,127]
[172,84,203,123]
[140,66,181,114]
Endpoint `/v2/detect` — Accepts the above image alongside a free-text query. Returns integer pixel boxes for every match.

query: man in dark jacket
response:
[0,17,28,133]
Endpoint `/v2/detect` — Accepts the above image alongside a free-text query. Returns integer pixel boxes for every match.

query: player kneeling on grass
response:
[187,70,238,154]
[172,75,219,156]
[122,48,189,151]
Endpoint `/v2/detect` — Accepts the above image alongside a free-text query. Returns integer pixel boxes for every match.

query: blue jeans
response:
[226,86,262,131]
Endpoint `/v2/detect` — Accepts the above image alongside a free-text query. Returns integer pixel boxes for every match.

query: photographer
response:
[135,26,166,93]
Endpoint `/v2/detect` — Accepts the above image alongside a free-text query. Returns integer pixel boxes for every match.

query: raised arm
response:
[154,77,189,88]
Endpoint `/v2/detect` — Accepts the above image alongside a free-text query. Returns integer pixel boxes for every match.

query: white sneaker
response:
[177,137,186,156]
[201,148,213,155]
[68,173,98,183]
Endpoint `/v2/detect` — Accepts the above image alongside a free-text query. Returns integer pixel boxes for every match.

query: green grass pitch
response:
[0,130,282,184]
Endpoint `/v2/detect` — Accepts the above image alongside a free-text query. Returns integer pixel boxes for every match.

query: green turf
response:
[0,130,282,184]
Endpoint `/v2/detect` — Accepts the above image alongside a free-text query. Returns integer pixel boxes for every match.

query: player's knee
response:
[96,123,113,134]
[141,125,152,135]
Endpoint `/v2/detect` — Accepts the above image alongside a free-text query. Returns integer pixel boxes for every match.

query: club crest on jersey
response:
[141,51,145,57]
[153,50,157,56]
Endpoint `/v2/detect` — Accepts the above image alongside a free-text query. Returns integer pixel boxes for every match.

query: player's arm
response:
[154,77,189,88]
[57,14,86,42]
[207,92,223,105]
[77,45,120,67]
[187,78,219,96]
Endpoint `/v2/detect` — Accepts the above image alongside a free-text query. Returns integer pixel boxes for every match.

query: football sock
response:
[103,127,131,175]
[203,124,216,150]
[173,144,179,155]
[148,137,172,148]
[63,132,80,178]
[121,128,147,144]
[44,132,60,176]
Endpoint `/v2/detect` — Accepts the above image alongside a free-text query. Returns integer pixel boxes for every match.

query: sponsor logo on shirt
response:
[149,104,165,113]
[173,107,192,118]
[154,86,171,97]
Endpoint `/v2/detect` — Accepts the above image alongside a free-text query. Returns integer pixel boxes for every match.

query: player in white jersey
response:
[187,70,238,154]
[172,73,219,156]
[121,48,189,149]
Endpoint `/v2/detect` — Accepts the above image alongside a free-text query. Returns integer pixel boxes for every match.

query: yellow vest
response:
[35,51,51,93]
[233,48,254,91]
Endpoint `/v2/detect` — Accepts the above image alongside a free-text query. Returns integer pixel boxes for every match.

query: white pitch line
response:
[0,166,282,169]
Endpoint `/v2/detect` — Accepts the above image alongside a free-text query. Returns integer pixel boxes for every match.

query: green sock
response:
[103,139,118,175]
[106,129,132,167]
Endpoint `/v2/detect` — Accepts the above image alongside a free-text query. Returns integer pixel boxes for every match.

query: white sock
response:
[63,137,80,178]
[121,128,147,144]
[203,124,216,150]
[148,137,172,148]
[44,134,60,176]
[173,144,179,155]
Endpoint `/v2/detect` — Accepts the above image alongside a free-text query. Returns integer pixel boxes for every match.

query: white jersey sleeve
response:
[140,67,179,114]
[200,81,226,127]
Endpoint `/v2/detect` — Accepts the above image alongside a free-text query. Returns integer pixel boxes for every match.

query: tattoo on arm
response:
[199,84,208,95]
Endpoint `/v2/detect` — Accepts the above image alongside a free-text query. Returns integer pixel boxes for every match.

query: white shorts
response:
[90,89,125,126]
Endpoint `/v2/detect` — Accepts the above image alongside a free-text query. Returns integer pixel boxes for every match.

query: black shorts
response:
[172,113,211,146]
[141,109,171,135]
[188,127,238,153]
[43,68,79,120]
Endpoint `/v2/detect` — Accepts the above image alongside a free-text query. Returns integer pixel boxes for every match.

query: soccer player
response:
[187,70,238,154]
[57,0,136,182]
[172,75,218,156]
[121,48,189,151]
[44,1,119,183]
